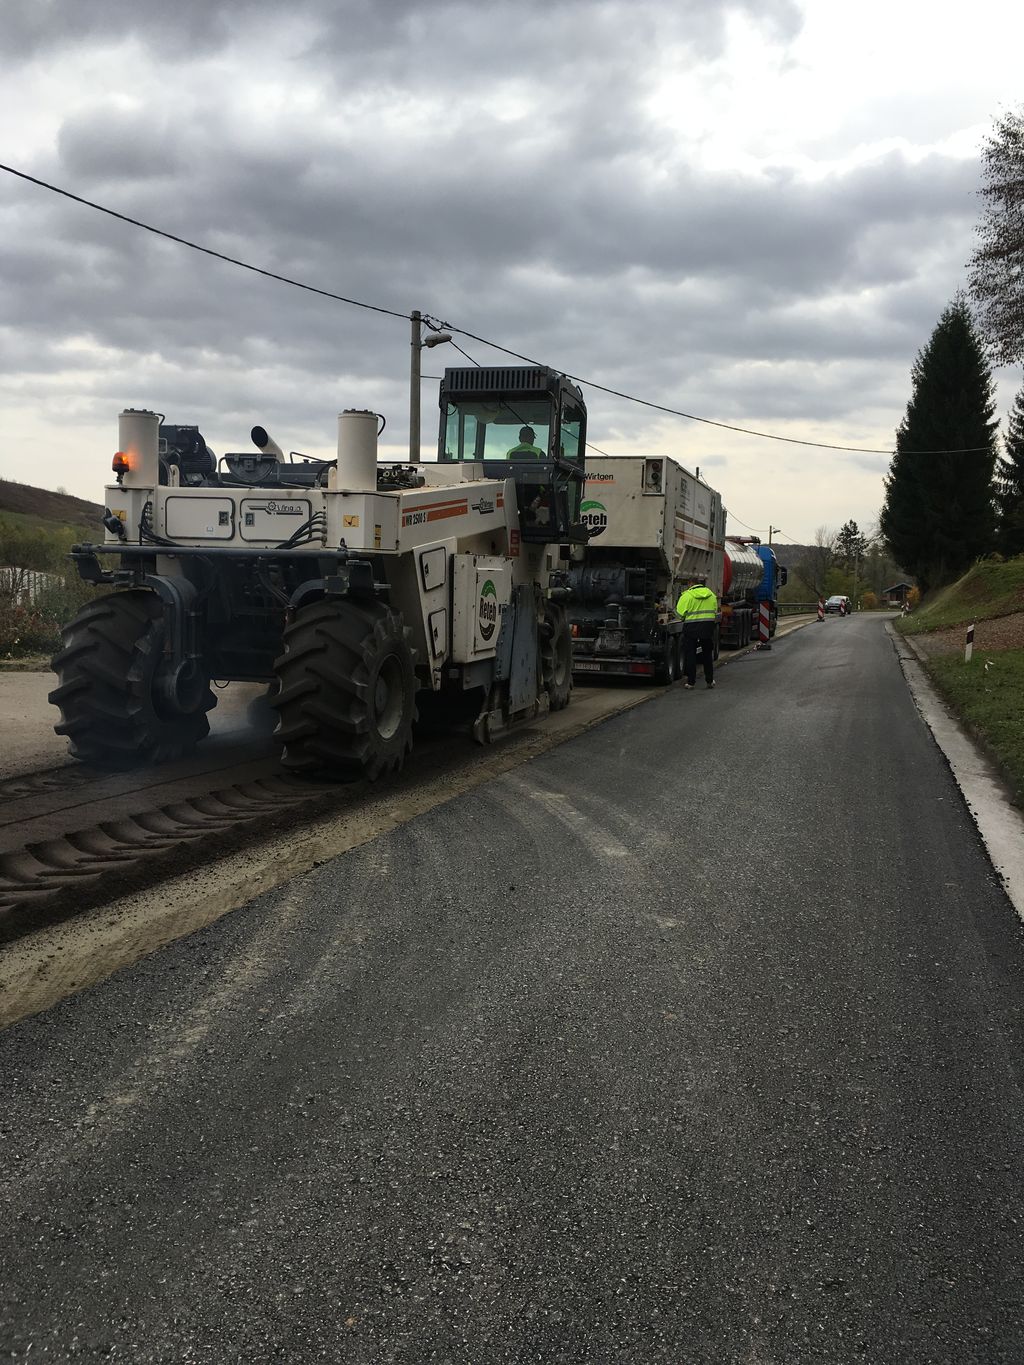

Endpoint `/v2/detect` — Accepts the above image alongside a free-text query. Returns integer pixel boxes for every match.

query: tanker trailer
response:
[720,536,788,648]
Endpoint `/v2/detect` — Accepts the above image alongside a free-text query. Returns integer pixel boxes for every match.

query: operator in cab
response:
[506,425,546,457]
[675,573,718,690]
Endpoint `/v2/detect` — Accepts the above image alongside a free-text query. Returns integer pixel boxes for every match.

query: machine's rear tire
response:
[542,603,572,711]
[49,590,215,768]
[272,598,417,780]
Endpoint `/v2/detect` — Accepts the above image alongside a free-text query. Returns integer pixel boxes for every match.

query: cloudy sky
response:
[0,0,1020,545]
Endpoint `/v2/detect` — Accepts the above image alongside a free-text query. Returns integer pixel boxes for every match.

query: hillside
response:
[901,557,1024,635]
[0,480,105,535]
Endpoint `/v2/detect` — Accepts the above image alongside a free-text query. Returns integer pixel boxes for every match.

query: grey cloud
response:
[0,0,1001,518]
[57,107,186,183]
[1,0,270,61]
[1,0,802,67]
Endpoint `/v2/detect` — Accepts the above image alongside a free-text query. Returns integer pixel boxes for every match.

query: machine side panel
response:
[396,479,511,552]
[383,541,456,689]
[451,555,512,663]
[323,491,399,551]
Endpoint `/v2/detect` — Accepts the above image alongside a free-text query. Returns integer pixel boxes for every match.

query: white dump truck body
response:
[581,456,725,596]
[569,456,726,681]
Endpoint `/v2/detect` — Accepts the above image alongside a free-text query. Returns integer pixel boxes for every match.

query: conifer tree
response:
[834,520,868,571]
[996,383,1024,556]
[880,298,998,592]
[968,108,1024,367]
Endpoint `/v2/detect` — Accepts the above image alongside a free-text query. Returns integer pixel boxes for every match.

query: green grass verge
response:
[924,649,1024,806]
[0,508,97,538]
[901,556,1024,634]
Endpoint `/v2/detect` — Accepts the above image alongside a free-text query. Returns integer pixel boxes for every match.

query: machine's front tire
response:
[49,590,215,768]
[542,603,573,711]
[273,599,417,780]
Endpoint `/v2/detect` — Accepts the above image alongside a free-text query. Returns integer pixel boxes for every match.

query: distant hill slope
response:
[0,480,105,534]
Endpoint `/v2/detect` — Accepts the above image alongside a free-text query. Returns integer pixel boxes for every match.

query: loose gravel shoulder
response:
[905,610,1024,658]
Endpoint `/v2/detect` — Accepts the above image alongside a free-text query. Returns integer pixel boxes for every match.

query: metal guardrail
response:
[778,602,819,615]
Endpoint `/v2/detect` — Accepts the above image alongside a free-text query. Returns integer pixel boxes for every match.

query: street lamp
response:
[409,309,452,464]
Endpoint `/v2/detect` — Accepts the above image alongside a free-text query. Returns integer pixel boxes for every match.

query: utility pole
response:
[409,310,453,464]
[409,310,422,464]
[852,546,859,609]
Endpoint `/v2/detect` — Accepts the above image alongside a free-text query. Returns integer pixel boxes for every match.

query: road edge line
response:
[888,622,1024,923]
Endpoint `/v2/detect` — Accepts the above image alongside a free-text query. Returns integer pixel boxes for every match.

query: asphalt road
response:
[3,616,1024,1364]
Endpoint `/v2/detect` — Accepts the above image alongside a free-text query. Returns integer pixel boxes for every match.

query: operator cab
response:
[437,366,588,544]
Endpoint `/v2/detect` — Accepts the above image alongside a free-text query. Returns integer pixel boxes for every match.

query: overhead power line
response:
[0,162,408,323]
[0,161,998,457]
[726,511,766,534]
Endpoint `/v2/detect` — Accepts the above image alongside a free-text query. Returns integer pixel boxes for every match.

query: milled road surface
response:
[3,616,1024,1363]
[0,674,269,780]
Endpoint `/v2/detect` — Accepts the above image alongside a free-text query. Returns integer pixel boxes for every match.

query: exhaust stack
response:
[250,426,284,461]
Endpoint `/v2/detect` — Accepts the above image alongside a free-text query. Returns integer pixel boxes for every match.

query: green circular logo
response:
[580,499,608,533]
[479,578,498,641]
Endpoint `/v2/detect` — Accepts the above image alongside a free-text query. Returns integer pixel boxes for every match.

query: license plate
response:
[573,661,602,672]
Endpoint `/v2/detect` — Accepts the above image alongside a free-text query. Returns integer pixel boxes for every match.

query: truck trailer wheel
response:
[542,603,572,711]
[656,635,679,685]
[49,590,215,768]
[273,599,416,780]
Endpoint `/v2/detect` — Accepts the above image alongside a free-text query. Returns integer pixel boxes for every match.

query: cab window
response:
[443,400,552,461]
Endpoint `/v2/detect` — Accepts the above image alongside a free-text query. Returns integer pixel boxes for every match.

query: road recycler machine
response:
[50,367,588,780]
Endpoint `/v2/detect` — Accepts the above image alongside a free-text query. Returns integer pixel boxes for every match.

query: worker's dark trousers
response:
[683,623,715,685]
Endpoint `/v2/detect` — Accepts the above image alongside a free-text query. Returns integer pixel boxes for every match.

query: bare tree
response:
[804,525,836,598]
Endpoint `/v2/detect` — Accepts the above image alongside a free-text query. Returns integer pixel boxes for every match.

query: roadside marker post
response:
[965,622,975,663]
[754,601,772,650]
[817,598,825,623]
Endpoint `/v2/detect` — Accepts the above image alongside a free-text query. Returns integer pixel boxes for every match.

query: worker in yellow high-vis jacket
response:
[675,573,719,690]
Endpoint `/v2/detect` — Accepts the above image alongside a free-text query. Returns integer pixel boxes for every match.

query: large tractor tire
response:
[541,602,572,711]
[272,599,417,780]
[49,590,215,768]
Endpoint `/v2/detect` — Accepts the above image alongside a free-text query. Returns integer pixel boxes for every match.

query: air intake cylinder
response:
[336,410,380,491]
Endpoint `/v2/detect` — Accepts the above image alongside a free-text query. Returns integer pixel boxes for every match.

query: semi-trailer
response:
[567,454,786,681]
